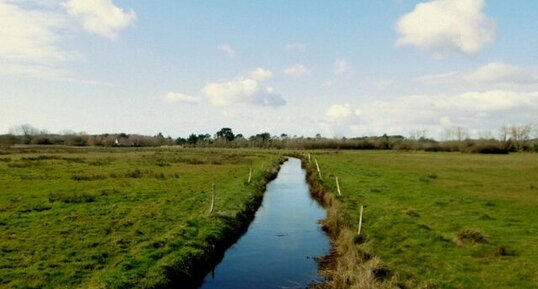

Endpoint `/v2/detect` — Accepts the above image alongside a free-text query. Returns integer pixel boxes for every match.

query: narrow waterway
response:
[198,158,331,289]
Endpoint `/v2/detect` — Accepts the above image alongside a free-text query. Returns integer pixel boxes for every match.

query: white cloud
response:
[334,59,351,75]
[284,42,306,52]
[0,0,80,77]
[419,62,538,88]
[284,64,310,77]
[321,90,538,137]
[0,0,135,77]
[164,92,199,104]
[64,0,136,39]
[217,43,236,57]
[326,104,353,120]
[249,68,273,81]
[204,78,259,106]
[464,63,537,85]
[396,0,495,56]
[203,69,285,107]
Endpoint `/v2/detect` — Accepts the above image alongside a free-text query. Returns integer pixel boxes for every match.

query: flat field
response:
[313,151,538,288]
[0,147,280,289]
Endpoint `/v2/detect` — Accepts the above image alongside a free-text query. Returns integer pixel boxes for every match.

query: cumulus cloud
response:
[217,43,236,57]
[334,59,352,75]
[464,63,537,85]
[64,0,136,39]
[326,104,353,120]
[321,90,538,137]
[249,68,273,81]
[396,0,496,56]
[0,0,80,76]
[419,62,538,88]
[0,0,136,77]
[203,69,285,107]
[284,64,310,77]
[163,92,199,104]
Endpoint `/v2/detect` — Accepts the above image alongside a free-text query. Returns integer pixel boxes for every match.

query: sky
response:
[1,0,537,139]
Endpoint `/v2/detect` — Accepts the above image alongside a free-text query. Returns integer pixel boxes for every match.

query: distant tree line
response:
[1,124,537,154]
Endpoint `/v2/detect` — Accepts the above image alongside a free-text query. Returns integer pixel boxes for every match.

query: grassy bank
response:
[0,147,282,289]
[303,151,537,289]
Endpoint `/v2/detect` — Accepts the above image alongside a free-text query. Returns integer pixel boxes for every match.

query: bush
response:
[48,192,96,203]
[456,229,488,244]
[466,142,509,154]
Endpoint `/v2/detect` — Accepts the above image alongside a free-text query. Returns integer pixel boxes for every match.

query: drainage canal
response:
[198,158,331,289]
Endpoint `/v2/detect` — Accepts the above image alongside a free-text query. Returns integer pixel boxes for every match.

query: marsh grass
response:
[0,147,281,289]
[305,151,538,289]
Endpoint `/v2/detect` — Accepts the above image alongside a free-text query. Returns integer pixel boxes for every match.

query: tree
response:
[216,128,235,141]
[155,132,165,146]
[9,124,40,144]
[507,124,532,151]
[444,126,469,141]
[187,134,198,145]
[409,129,428,141]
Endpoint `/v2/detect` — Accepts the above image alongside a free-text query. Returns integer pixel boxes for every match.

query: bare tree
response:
[478,130,494,140]
[504,124,532,151]
[9,124,40,144]
[455,126,469,142]
[443,126,469,141]
[409,129,428,141]
[499,125,509,142]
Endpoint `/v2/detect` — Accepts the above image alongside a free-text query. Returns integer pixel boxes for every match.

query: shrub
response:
[467,143,509,154]
[455,229,488,244]
[48,192,96,203]
[126,169,142,178]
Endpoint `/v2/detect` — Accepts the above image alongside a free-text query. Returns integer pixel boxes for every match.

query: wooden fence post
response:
[336,176,341,196]
[209,184,215,214]
[358,205,364,236]
[315,158,322,180]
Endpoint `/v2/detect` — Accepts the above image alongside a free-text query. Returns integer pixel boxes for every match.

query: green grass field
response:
[0,147,280,289]
[312,151,538,289]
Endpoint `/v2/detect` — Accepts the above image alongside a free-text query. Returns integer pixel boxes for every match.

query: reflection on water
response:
[198,158,330,289]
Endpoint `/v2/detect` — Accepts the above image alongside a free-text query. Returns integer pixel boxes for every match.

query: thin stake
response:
[358,205,364,236]
[315,158,322,180]
[336,176,341,196]
[308,153,311,163]
[248,168,252,183]
[209,183,215,214]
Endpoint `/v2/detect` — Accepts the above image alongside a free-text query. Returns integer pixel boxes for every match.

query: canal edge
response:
[169,156,288,289]
[298,153,395,289]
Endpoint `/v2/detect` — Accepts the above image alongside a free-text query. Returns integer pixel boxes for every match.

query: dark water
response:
[198,158,330,289]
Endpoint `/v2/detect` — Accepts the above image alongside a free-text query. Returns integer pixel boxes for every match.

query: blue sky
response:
[1,0,537,139]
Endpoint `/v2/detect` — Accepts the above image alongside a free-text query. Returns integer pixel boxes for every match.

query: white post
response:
[315,158,322,180]
[308,153,311,163]
[248,168,252,183]
[336,176,341,196]
[358,205,364,236]
[209,184,215,214]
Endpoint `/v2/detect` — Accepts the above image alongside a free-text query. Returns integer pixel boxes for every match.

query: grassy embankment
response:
[0,147,282,289]
[304,151,537,289]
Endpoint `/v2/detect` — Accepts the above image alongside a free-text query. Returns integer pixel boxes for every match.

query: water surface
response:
[198,158,330,289]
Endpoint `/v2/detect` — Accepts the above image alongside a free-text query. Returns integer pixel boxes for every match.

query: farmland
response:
[1,146,537,289]
[307,151,538,289]
[0,147,282,289]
